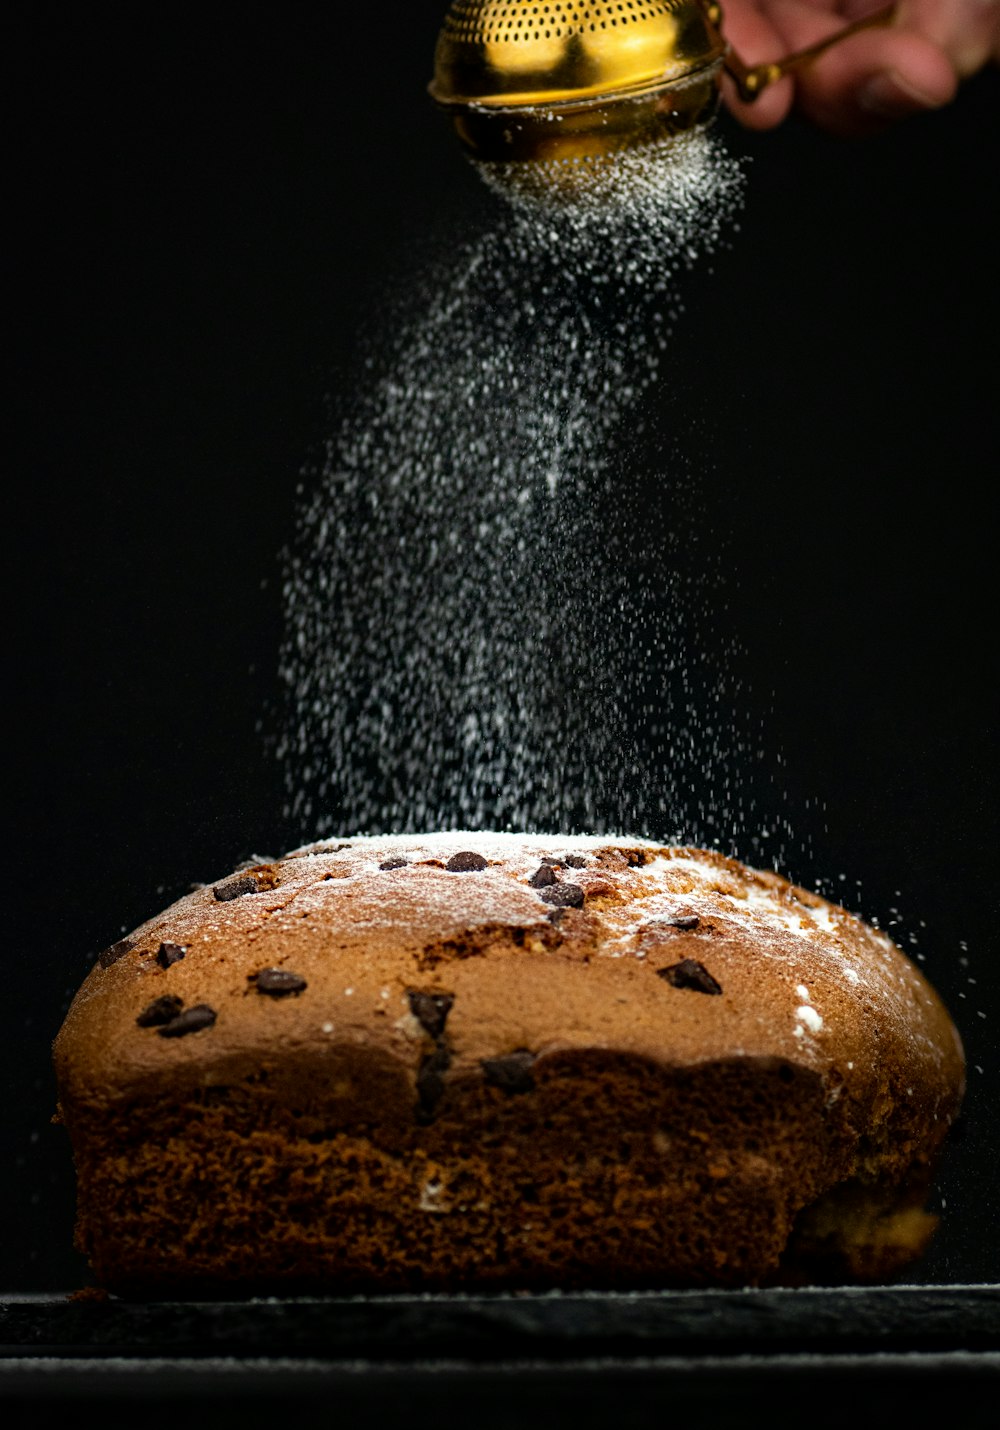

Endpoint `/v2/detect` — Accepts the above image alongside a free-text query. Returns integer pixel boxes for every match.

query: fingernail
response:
[858,70,947,119]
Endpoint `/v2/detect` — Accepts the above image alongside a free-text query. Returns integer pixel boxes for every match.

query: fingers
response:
[895,0,1000,77]
[792,28,958,135]
[717,0,996,135]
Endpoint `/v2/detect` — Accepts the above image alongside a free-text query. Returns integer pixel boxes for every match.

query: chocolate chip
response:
[669,915,700,930]
[157,1004,217,1037]
[213,875,259,902]
[529,864,558,888]
[253,968,307,996]
[379,856,409,870]
[446,851,489,872]
[482,1049,536,1095]
[563,854,587,868]
[136,995,184,1028]
[539,881,585,909]
[416,1046,451,1121]
[156,942,188,969]
[98,937,136,970]
[656,959,722,995]
[408,989,454,1039]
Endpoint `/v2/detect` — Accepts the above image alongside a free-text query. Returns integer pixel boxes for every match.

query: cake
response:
[51,833,966,1297]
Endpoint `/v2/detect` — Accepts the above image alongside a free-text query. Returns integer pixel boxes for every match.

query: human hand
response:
[719,0,1000,135]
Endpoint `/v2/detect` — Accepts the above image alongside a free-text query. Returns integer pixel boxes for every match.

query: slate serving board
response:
[2,1286,998,1427]
[2,1284,999,1361]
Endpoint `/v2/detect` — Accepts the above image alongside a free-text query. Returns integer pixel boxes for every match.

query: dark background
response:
[7,4,999,1292]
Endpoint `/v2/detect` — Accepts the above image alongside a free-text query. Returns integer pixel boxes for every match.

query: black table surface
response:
[2,1285,998,1428]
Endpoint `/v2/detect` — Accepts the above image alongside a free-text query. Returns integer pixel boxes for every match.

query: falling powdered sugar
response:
[275,128,798,857]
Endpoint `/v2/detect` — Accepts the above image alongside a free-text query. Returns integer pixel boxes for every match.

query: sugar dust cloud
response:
[276,129,801,866]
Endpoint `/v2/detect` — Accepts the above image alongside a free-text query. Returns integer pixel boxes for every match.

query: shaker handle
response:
[720,2,898,103]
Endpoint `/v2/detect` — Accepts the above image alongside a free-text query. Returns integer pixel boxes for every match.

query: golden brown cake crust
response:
[52,834,966,1295]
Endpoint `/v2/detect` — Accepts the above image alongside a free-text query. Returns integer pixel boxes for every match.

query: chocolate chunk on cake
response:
[51,833,965,1297]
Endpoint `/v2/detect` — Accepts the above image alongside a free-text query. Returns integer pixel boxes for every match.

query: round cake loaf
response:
[52,834,965,1296]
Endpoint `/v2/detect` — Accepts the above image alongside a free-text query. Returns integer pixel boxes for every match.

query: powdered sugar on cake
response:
[88,832,961,1082]
[160,835,942,1060]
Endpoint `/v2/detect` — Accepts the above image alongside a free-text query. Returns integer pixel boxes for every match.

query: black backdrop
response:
[7,4,999,1291]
